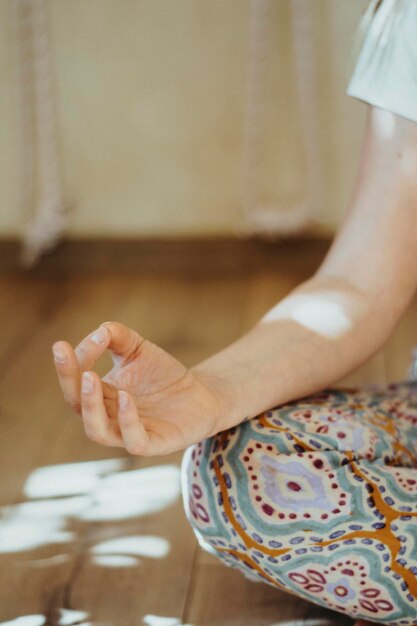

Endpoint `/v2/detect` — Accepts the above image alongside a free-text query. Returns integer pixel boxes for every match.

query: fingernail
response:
[90,327,108,345]
[118,390,129,410]
[82,372,94,393]
[53,346,67,363]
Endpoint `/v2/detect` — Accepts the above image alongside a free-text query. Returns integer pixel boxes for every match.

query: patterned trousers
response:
[181,382,417,625]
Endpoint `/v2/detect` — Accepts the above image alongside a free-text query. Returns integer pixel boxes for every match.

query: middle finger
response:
[75,325,110,372]
[81,371,122,447]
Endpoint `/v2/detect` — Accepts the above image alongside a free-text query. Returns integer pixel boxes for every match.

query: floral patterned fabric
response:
[180,382,417,625]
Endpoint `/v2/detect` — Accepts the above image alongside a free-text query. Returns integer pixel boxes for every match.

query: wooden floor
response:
[1,248,416,626]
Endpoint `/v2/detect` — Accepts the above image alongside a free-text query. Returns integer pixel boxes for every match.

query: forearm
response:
[191,274,399,434]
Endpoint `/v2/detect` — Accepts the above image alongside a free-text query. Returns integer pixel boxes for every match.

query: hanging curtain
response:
[13,0,66,267]
[240,0,323,237]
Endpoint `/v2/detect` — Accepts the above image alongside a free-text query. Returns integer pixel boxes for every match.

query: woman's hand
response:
[52,322,224,456]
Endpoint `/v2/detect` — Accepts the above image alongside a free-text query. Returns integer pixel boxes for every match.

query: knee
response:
[180,414,354,559]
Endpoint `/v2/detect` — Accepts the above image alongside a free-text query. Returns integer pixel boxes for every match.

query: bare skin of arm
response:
[53,106,417,460]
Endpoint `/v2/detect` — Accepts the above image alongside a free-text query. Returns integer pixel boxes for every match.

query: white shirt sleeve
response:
[347,0,417,124]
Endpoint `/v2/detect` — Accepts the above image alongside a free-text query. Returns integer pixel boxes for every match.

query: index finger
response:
[53,340,82,414]
[74,325,111,371]
[96,321,146,364]
[74,321,146,372]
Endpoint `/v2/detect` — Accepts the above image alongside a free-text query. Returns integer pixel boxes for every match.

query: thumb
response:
[100,321,147,364]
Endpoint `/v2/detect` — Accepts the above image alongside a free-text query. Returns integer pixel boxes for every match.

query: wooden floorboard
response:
[0,237,331,276]
[0,274,64,372]
[0,253,415,625]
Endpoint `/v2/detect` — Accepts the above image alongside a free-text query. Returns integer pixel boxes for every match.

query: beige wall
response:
[0,0,367,238]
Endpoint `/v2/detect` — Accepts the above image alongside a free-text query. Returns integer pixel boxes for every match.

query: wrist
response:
[190,365,242,437]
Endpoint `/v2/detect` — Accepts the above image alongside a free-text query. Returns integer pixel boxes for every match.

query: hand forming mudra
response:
[52,321,223,456]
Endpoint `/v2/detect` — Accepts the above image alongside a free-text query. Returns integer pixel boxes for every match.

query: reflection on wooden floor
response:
[1,248,416,625]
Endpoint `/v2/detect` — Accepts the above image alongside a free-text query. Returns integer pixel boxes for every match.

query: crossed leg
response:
[181,382,417,625]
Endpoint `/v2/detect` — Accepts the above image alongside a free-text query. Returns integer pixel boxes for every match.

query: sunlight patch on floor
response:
[58,609,89,625]
[0,617,45,626]
[0,609,98,626]
[91,554,139,567]
[24,459,126,499]
[91,535,170,558]
[25,554,70,567]
[143,616,193,626]
[0,461,180,557]
[0,513,74,553]
[79,465,181,522]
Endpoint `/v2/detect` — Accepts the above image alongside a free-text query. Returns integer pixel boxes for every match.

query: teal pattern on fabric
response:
[181,382,417,625]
